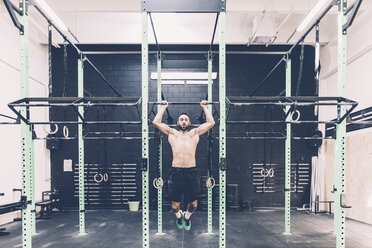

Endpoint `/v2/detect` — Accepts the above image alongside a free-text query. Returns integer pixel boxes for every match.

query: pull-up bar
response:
[150,101,218,105]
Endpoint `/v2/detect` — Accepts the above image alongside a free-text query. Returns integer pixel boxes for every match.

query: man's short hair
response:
[178,112,190,120]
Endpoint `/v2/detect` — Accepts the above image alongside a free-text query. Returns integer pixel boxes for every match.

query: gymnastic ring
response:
[94,173,103,183]
[268,168,275,178]
[260,168,269,178]
[63,126,69,138]
[153,177,164,189]
[103,173,109,182]
[206,177,215,189]
[43,124,58,135]
[290,109,301,122]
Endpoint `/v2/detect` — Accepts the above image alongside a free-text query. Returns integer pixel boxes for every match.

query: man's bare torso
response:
[168,129,200,168]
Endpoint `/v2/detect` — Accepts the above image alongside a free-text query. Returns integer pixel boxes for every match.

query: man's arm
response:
[195,100,215,136]
[152,100,173,136]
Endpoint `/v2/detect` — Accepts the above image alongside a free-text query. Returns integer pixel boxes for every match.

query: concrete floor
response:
[0,209,371,248]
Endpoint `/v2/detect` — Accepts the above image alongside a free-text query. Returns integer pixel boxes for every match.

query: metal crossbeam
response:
[8,97,142,125]
[2,0,23,33]
[141,0,226,13]
[226,96,358,125]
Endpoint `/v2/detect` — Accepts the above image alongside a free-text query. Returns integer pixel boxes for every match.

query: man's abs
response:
[168,131,199,168]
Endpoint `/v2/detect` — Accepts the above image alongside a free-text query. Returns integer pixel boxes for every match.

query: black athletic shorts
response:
[167,167,200,203]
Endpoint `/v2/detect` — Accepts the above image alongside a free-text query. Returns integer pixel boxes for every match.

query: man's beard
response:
[178,124,190,131]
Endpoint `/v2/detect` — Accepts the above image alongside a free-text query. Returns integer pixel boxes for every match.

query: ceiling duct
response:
[248,12,277,45]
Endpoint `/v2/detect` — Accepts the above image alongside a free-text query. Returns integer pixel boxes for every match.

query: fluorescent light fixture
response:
[161,81,185,85]
[151,72,217,80]
[161,80,211,85]
[186,81,210,85]
[296,0,330,32]
[34,0,68,32]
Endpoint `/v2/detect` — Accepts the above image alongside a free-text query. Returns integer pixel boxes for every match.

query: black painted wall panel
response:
[50,45,315,209]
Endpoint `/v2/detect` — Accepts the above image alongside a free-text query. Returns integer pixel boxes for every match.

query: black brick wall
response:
[50,44,316,209]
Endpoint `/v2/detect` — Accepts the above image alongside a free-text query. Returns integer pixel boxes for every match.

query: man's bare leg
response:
[183,200,197,230]
[171,201,181,217]
[171,201,183,229]
[185,200,197,220]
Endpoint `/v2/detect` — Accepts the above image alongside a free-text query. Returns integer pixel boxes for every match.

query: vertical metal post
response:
[30,134,35,235]
[335,0,347,247]
[48,24,53,96]
[19,0,32,246]
[156,51,164,235]
[141,11,150,248]
[314,25,320,117]
[207,51,213,235]
[284,55,292,235]
[219,10,226,248]
[78,54,86,235]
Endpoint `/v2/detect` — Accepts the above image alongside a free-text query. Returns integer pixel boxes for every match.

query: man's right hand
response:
[161,100,168,108]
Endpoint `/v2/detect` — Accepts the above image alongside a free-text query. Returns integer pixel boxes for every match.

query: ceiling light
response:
[296,0,331,32]
[151,72,217,80]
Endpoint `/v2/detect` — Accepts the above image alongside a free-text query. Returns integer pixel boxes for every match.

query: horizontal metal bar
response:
[0,122,19,125]
[81,51,289,55]
[30,121,142,125]
[10,103,139,107]
[212,136,333,140]
[10,97,140,102]
[228,96,357,103]
[149,101,218,105]
[227,121,337,124]
[83,137,150,140]
[349,121,372,125]
[142,0,225,13]
[230,102,355,107]
[34,137,77,140]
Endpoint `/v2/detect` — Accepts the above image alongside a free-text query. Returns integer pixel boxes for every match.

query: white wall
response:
[318,3,372,225]
[0,5,50,225]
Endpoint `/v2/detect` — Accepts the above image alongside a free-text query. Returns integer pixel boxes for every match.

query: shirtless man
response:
[152,100,215,230]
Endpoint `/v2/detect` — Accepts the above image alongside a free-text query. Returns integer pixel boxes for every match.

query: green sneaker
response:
[183,214,191,231]
[176,211,184,230]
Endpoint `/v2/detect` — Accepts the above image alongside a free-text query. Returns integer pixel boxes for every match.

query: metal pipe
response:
[81,51,288,55]
[209,13,220,52]
[150,101,217,105]
[249,56,286,96]
[33,5,122,97]
[252,1,336,97]
[83,57,122,97]
[149,13,160,53]
[288,1,335,56]
[227,120,339,124]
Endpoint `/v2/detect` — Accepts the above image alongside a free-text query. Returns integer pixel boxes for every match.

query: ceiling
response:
[3,0,370,46]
